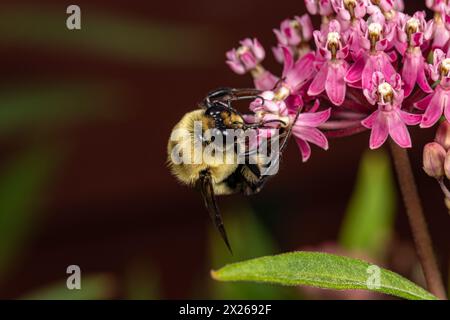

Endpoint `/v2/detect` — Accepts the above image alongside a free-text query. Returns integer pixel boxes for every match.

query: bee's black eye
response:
[204,104,228,117]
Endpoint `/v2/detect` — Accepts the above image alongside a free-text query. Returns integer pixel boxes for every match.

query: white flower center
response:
[369,23,382,37]
[441,58,450,75]
[378,82,394,101]
[236,46,249,56]
[274,86,291,101]
[406,18,420,34]
[290,20,300,30]
[327,32,341,45]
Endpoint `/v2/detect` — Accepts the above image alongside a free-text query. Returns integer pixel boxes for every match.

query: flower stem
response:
[319,120,363,130]
[389,141,447,299]
[324,125,367,139]
[438,178,450,200]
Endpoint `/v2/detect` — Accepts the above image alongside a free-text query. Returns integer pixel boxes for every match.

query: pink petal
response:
[326,61,348,106]
[361,58,375,90]
[272,46,285,63]
[299,15,313,41]
[226,60,245,75]
[295,108,331,127]
[421,91,444,128]
[253,70,279,91]
[414,94,433,111]
[282,46,294,77]
[309,99,320,113]
[345,55,366,84]
[240,51,257,70]
[308,63,328,96]
[402,52,419,98]
[295,138,312,162]
[399,110,422,126]
[252,38,266,61]
[292,126,329,150]
[362,54,395,90]
[287,52,316,91]
[388,113,412,148]
[368,112,389,149]
[354,1,366,18]
[417,59,433,94]
[361,111,379,129]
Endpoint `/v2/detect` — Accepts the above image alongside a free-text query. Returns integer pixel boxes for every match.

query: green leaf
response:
[21,274,116,300]
[211,252,437,300]
[0,147,60,281]
[339,150,396,259]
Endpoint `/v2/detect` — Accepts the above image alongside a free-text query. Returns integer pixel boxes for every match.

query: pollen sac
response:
[423,142,446,179]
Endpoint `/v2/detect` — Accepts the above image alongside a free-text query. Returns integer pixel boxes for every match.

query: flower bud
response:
[423,142,446,179]
[435,120,450,150]
[445,150,450,180]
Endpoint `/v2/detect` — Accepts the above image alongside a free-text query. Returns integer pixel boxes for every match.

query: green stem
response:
[389,141,447,299]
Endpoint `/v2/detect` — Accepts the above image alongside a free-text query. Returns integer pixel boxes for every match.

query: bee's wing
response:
[199,172,233,254]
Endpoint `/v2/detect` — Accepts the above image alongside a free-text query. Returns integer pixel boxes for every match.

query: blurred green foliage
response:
[0,5,220,66]
[339,150,396,260]
[0,147,60,282]
[125,259,160,300]
[209,203,295,299]
[0,84,116,134]
[21,274,116,300]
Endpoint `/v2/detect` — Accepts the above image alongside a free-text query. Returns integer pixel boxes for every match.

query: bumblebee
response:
[167,88,295,252]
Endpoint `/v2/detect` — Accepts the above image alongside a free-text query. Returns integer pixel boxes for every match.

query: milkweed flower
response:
[226,38,278,90]
[291,101,331,162]
[332,0,368,23]
[305,0,334,16]
[416,49,450,128]
[395,12,433,97]
[250,93,331,162]
[280,48,316,97]
[272,15,313,62]
[426,0,449,13]
[362,72,421,149]
[426,0,450,49]
[224,0,450,161]
[345,12,397,89]
[309,20,350,106]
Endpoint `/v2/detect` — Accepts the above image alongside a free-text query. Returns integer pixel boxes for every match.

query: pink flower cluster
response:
[225,0,450,161]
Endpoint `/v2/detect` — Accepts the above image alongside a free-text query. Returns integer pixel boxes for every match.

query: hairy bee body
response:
[167,109,262,196]
[167,88,290,252]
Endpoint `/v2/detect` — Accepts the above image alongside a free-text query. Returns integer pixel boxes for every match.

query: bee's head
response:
[204,103,244,133]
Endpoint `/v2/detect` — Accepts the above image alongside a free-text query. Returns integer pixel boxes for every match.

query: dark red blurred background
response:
[0,0,447,299]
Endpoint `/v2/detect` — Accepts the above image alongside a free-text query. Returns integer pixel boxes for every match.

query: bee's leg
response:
[205,88,261,105]
[198,170,233,253]
[230,88,262,98]
[242,172,270,195]
[206,87,233,102]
